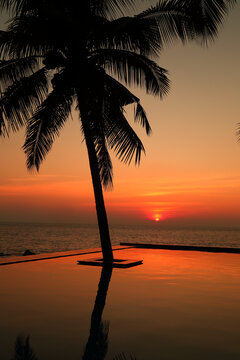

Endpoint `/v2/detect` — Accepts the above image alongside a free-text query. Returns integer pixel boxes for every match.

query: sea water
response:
[0,222,240,257]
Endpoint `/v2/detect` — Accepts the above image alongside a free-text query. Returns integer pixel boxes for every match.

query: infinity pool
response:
[1,248,240,359]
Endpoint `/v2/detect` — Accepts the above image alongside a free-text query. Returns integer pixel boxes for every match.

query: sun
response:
[153,214,163,222]
[148,212,164,222]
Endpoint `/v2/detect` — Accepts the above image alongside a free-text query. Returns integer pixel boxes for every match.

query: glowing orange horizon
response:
[0,172,240,225]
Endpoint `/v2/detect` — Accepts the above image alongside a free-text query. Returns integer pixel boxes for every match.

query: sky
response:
[0,2,240,227]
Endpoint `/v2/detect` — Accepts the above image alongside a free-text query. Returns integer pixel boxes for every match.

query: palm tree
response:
[0,0,235,262]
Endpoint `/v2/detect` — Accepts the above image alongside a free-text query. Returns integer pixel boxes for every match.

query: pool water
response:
[1,248,240,360]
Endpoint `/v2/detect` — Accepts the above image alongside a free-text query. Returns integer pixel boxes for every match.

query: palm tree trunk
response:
[78,94,113,263]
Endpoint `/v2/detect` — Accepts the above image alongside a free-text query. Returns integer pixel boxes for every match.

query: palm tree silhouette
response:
[0,0,235,262]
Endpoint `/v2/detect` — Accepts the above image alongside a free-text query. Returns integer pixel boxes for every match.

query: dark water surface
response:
[0,222,240,257]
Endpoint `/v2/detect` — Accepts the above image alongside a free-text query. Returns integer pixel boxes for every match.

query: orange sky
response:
[0,3,240,227]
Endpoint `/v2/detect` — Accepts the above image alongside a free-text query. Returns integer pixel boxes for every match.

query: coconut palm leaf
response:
[0,0,59,15]
[0,0,18,12]
[104,105,145,165]
[86,72,147,166]
[90,0,136,19]
[137,0,195,45]
[92,0,237,55]
[87,104,114,189]
[237,124,240,142]
[0,67,48,134]
[134,102,151,135]
[23,82,74,170]
[0,0,32,13]
[138,0,236,44]
[3,15,59,58]
[80,71,148,185]
[0,4,73,59]
[0,111,7,136]
[95,134,113,189]
[101,72,139,106]
[102,74,151,135]
[90,16,161,57]
[91,49,169,98]
[0,57,40,91]
[102,73,151,135]
[184,0,236,43]
[0,28,51,60]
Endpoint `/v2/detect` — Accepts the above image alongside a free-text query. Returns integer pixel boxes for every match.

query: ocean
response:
[0,222,240,257]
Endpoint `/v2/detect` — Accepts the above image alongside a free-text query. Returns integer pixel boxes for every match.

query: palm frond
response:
[0,0,18,12]
[80,70,145,166]
[104,106,145,165]
[103,72,139,106]
[78,80,113,188]
[0,67,48,133]
[137,0,237,45]
[184,0,236,43]
[138,0,195,45]
[91,49,170,98]
[102,73,151,135]
[0,110,8,136]
[135,102,151,135]
[95,135,113,189]
[0,57,40,91]
[0,0,32,14]
[0,0,60,15]
[23,80,74,170]
[89,107,113,189]
[237,124,240,142]
[79,68,148,187]
[0,14,57,59]
[91,16,161,57]
[90,0,136,19]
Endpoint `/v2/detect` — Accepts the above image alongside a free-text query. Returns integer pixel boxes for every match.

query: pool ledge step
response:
[0,246,133,266]
[120,243,240,254]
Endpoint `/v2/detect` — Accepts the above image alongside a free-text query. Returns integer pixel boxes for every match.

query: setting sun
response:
[153,214,163,222]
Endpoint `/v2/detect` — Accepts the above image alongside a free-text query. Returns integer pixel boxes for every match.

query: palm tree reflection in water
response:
[82,266,112,360]
[11,336,38,360]
[11,266,135,360]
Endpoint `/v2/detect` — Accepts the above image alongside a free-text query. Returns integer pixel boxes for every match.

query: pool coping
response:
[0,246,134,266]
[120,242,240,254]
[2,242,240,267]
